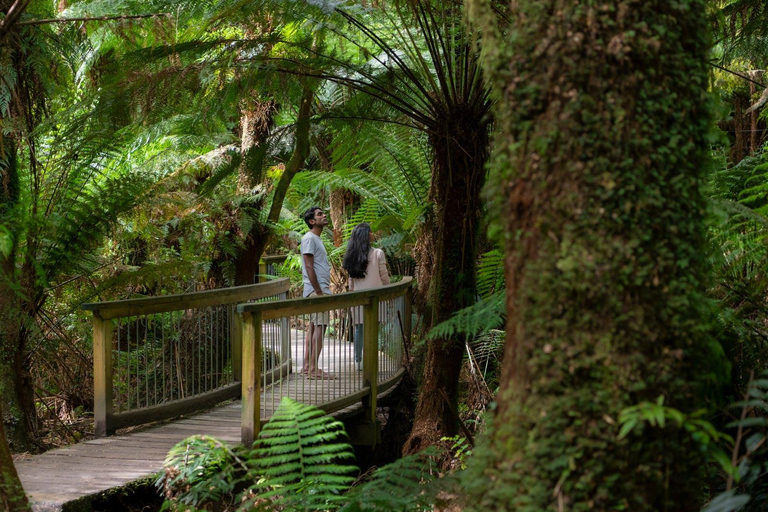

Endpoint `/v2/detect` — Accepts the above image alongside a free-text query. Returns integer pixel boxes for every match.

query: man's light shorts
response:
[307,290,330,325]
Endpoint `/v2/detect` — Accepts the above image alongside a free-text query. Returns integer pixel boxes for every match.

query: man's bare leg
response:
[311,324,324,373]
[302,322,335,378]
[302,322,317,374]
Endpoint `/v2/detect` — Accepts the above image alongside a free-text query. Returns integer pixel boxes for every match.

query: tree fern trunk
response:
[0,140,35,452]
[465,0,723,509]
[404,104,490,453]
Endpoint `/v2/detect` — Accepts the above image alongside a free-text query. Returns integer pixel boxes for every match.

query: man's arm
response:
[303,253,324,295]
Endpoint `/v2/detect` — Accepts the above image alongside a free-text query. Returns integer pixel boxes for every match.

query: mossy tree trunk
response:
[0,400,31,512]
[0,140,36,453]
[464,0,722,510]
[232,82,315,286]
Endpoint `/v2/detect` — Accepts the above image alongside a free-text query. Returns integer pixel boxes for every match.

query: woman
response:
[342,222,390,370]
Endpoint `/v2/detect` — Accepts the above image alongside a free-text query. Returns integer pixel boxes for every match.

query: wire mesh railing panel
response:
[111,304,236,413]
[258,305,365,418]
[377,296,405,384]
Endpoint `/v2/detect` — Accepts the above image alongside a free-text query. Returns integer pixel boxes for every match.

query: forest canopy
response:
[2,0,768,511]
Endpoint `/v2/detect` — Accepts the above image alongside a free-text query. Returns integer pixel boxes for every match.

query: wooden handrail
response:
[87,278,291,437]
[83,279,290,319]
[262,254,288,263]
[237,277,413,319]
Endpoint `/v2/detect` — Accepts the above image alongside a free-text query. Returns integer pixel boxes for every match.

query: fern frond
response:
[246,397,358,510]
[158,435,246,508]
[476,249,505,299]
[338,447,440,512]
[426,291,506,341]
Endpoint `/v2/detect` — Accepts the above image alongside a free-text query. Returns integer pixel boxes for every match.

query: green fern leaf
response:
[338,447,439,512]
[246,398,358,510]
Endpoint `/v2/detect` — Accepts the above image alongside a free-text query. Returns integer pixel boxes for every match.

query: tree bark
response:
[0,140,35,452]
[0,400,30,512]
[464,0,722,510]
[237,98,276,195]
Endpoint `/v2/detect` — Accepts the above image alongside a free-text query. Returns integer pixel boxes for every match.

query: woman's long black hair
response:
[343,223,372,279]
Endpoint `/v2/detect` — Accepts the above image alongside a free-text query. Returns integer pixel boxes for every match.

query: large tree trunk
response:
[464,0,722,510]
[0,311,35,453]
[0,400,31,512]
[403,104,489,453]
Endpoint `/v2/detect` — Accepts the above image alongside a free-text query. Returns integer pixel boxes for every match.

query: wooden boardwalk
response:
[16,329,399,512]
[16,370,376,512]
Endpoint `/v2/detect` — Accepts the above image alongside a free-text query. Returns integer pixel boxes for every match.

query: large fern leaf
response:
[245,397,358,511]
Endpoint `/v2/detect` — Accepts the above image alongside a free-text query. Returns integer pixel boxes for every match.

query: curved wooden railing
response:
[237,277,412,445]
[84,266,412,444]
[83,279,289,436]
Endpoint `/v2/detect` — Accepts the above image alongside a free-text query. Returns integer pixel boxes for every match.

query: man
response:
[299,206,335,379]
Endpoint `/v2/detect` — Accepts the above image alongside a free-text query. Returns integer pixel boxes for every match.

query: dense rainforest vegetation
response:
[2,0,768,510]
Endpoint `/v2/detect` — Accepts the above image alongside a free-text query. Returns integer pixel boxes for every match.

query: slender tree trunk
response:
[464,0,722,510]
[237,99,276,195]
[403,106,489,453]
[234,82,315,286]
[0,400,30,512]
[0,140,35,452]
[232,98,277,286]
[315,133,354,248]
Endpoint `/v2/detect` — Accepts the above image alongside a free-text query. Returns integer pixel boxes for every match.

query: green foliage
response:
[709,149,768,394]
[440,436,472,471]
[425,293,504,341]
[157,435,246,510]
[159,399,440,511]
[243,398,358,511]
[338,448,440,512]
[703,371,768,512]
[426,249,506,341]
[618,396,735,476]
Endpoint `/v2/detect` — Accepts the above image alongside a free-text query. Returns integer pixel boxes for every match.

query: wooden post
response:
[362,298,379,423]
[232,310,242,382]
[258,262,267,282]
[93,312,113,438]
[279,292,291,372]
[241,311,262,446]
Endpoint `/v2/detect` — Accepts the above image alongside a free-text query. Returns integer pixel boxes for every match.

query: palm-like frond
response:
[426,291,505,342]
[714,0,768,65]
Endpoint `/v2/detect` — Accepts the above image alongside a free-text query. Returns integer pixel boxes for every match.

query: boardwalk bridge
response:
[15,270,413,511]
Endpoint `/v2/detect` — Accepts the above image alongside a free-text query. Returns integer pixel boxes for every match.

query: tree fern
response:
[475,249,504,299]
[426,292,505,342]
[426,248,506,341]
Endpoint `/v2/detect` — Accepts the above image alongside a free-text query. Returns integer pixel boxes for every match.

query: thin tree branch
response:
[711,61,766,88]
[17,13,170,26]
